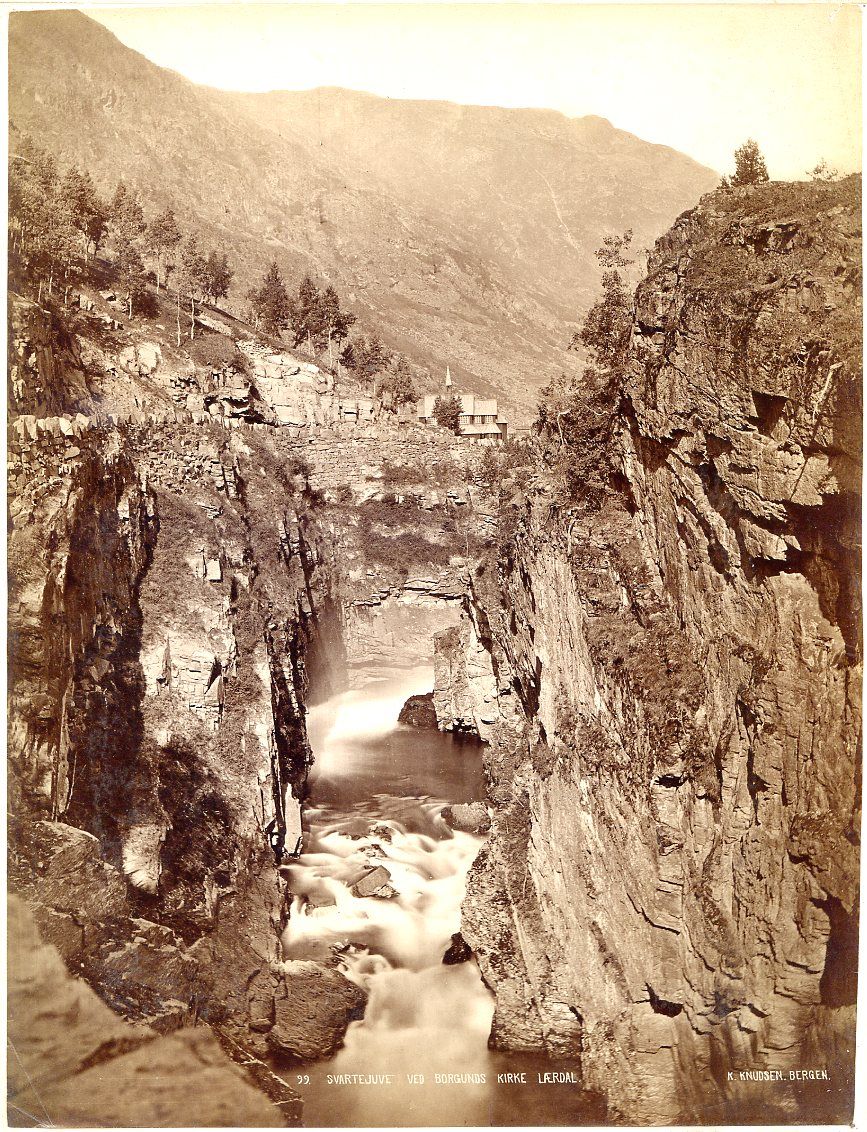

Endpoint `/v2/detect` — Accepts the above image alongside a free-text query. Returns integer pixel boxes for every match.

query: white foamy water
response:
[281,666,598,1127]
[283,808,483,971]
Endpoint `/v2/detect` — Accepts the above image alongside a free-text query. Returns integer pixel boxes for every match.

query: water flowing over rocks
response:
[447,179,861,1124]
[7,113,859,1126]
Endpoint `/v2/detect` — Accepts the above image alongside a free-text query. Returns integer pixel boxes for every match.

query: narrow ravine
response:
[282,663,602,1127]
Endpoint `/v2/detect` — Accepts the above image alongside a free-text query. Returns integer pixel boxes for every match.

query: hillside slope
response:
[8,9,717,418]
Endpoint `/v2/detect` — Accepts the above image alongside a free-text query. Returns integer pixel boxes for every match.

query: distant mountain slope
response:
[8,10,718,418]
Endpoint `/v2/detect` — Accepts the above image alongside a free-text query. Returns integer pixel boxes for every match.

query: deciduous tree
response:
[433,393,462,433]
[570,228,634,368]
[175,235,209,343]
[808,159,838,183]
[538,228,636,507]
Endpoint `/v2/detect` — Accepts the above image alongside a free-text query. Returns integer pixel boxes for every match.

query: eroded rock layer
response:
[8,346,352,1116]
[8,897,283,1129]
[456,178,861,1124]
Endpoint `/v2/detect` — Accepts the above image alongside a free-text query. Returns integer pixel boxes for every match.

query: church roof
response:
[473,399,498,416]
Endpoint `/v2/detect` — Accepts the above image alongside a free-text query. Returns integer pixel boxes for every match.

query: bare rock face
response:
[457,178,861,1124]
[433,621,502,737]
[268,962,368,1061]
[119,341,162,376]
[7,342,351,1119]
[6,289,495,1121]
[7,897,283,1128]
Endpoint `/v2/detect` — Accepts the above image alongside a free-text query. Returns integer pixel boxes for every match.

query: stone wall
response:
[11,411,484,498]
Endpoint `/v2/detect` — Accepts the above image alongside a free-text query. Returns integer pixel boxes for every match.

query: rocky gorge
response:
[7,273,494,1123]
[7,176,861,1128]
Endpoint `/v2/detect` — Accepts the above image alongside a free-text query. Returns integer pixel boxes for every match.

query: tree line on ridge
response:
[8,132,420,407]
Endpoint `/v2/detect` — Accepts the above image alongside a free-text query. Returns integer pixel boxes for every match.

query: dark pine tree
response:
[729,139,770,187]
[252,261,291,336]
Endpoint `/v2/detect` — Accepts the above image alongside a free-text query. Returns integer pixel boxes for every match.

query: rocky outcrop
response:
[433,620,504,737]
[7,290,496,1120]
[398,692,438,729]
[7,392,347,1115]
[268,963,368,1061]
[344,593,462,671]
[349,864,395,898]
[8,297,96,417]
[441,802,490,835]
[7,897,284,1128]
[442,931,473,965]
[456,178,861,1124]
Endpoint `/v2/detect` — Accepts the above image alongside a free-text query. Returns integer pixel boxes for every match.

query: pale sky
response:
[84,3,861,179]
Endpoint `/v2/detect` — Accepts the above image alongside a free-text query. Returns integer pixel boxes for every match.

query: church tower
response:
[445,365,452,389]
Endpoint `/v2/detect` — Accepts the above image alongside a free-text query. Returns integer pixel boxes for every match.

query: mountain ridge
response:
[9,9,718,418]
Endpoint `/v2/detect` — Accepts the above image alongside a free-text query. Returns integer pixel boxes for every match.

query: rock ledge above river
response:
[269,962,368,1062]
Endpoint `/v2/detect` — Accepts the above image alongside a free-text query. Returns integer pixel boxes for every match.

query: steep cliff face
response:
[8,330,352,1115]
[458,178,861,1123]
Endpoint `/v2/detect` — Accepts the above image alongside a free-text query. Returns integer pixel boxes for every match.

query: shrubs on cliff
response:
[379,454,468,490]
[683,176,862,411]
[536,230,634,511]
[189,332,245,373]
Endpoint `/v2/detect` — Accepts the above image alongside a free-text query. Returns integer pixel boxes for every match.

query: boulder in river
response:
[397,691,439,729]
[441,802,491,835]
[349,864,395,898]
[269,962,368,1061]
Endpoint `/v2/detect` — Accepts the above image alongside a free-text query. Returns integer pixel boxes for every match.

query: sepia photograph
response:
[5,2,862,1127]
